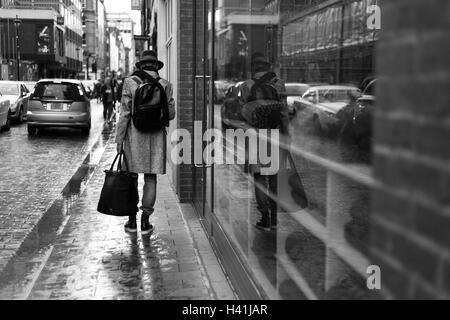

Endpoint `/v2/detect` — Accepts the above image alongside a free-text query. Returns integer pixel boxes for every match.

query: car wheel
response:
[17,107,23,124]
[3,116,11,131]
[313,115,323,136]
[81,124,91,135]
[27,126,37,135]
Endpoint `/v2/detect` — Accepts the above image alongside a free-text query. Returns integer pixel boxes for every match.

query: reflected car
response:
[214,80,235,103]
[0,81,31,123]
[285,83,311,117]
[27,79,91,135]
[0,91,11,132]
[302,85,361,135]
[353,79,376,147]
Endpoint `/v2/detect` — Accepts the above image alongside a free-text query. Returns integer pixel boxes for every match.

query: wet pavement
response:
[0,101,108,273]
[0,108,235,300]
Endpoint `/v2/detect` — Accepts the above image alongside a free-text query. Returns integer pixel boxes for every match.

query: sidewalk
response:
[0,129,236,300]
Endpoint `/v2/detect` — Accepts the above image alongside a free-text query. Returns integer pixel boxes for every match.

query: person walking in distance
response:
[94,80,102,103]
[115,50,176,234]
[101,77,116,123]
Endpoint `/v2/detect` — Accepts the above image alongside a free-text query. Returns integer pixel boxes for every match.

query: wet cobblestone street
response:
[0,102,235,300]
[0,102,108,274]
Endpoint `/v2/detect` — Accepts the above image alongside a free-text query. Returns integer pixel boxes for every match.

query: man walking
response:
[115,51,175,235]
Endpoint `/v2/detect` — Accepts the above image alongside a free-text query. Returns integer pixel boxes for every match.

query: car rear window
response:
[0,83,19,95]
[32,82,84,101]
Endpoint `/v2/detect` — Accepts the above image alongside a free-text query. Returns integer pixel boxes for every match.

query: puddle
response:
[0,124,115,299]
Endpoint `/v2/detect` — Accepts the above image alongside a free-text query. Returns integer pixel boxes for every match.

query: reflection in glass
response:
[211,0,379,300]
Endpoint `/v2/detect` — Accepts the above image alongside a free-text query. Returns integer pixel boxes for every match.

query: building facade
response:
[0,0,83,80]
[145,0,450,300]
[107,25,126,77]
[82,0,107,80]
[106,12,135,77]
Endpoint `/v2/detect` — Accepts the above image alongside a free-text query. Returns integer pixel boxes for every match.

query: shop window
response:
[210,0,381,300]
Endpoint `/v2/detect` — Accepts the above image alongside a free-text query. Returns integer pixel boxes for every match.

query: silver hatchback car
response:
[27,79,91,135]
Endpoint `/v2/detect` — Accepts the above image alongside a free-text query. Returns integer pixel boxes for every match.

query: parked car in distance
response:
[27,79,91,135]
[285,83,311,117]
[302,85,360,135]
[0,81,31,123]
[214,80,235,103]
[0,91,11,132]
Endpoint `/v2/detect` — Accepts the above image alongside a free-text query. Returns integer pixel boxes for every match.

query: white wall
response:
[156,0,178,189]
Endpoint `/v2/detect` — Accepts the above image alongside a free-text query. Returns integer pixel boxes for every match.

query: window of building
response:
[202,0,381,300]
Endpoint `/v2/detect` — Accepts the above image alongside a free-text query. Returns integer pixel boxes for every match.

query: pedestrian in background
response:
[101,77,116,123]
[115,50,175,235]
[94,80,102,103]
[116,77,124,103]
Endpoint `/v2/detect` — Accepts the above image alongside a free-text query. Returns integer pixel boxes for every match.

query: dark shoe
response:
[141,217,154,235]
[124,219,137,233]
[256,216,271,232]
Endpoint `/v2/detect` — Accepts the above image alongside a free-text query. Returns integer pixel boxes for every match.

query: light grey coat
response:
[115,70,176,174]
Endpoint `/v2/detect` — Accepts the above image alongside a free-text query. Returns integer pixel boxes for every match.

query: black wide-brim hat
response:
[135,50,164,70]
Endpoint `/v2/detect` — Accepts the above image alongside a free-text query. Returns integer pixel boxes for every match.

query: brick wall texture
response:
[177,0,194,202]
[176,0,207,203]
[371,0,450,299]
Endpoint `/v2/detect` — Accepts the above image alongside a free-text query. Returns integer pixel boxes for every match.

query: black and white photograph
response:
[0,0,449,309]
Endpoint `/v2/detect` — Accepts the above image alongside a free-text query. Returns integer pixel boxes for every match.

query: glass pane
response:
[211,0,380,299]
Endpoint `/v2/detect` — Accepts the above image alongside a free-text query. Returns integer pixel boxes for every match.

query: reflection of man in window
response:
[239,52,290,232]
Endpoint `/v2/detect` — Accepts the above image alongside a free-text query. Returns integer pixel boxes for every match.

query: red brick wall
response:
[371,0,450,299]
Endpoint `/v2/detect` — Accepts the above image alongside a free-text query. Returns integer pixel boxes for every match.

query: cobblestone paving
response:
[0,121,236,300]
[0,103,108,273]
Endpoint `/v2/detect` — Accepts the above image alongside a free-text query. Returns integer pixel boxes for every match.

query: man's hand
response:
[117,143,122,154]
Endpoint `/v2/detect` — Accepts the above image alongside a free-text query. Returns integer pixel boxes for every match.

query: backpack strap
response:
[248,72,277,101]
[131,76,141,85]
[132,70,161,83]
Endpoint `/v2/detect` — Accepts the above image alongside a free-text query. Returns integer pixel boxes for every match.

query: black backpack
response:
[241,72,283,129]
[131,70,169,133]
[248,72,281,102]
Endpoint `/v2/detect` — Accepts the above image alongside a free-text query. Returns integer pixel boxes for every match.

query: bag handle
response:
[109,149,131,172]
[110,118,132,172]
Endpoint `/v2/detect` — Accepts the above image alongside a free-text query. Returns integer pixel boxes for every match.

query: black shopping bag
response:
[97,151,139,216]
[277,151,308,213]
